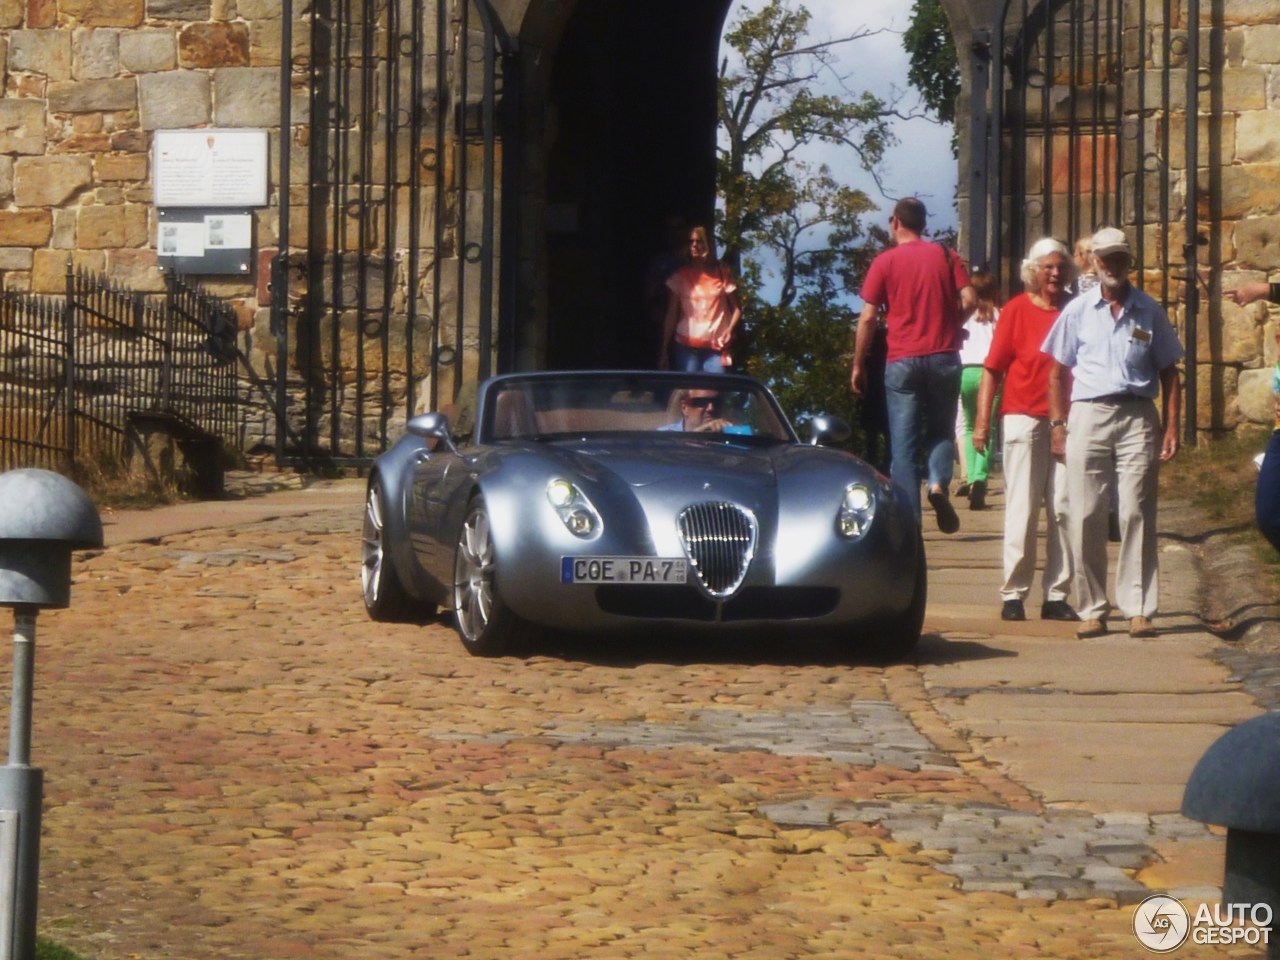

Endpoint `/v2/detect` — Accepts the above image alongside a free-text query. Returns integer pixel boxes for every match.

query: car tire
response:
[866,536,927,661]
[453,495,536,656]
[361,478,415,621]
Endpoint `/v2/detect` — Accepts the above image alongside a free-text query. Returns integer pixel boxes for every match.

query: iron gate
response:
[274,0,518,466]
[968,0,1210,439]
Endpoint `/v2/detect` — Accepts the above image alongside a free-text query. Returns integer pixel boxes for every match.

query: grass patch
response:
[1160,426,1280,582]
[37,936,87,960]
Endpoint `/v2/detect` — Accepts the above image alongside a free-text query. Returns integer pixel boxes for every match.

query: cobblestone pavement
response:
[23,482,1268,959]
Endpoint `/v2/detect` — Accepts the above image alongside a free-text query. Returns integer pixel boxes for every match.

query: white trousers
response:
[1065,397,1161,620]
[1000,414,1073,603]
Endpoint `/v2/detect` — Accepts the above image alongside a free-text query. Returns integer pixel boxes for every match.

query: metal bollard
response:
[1182,712,1280,958]
[0,469,102,960]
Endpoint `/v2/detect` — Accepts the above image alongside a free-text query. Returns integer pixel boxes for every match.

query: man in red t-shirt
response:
[852,198,974,533]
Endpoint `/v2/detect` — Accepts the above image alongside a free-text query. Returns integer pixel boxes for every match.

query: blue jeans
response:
[1257,430,1280,552]
[671,342,723,373]
[884,351,962,516]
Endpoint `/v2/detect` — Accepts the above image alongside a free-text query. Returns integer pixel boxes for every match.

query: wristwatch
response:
[1049,419,1067,428]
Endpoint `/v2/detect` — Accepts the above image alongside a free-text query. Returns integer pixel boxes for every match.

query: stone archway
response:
[515,0,734,371]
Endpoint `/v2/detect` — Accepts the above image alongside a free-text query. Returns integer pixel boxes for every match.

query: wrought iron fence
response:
[966,0,1210,439]
[274,0,517,468]
[0,265,238,473]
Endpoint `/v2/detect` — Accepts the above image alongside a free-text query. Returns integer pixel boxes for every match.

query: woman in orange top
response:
[659,224,742,373]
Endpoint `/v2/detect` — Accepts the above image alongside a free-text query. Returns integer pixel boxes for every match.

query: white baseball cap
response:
[1090,226,1131,258]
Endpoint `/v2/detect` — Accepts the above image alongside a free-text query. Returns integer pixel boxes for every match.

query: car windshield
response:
[483,374,794,443]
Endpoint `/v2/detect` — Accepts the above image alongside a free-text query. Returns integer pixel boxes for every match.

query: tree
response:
[903,0,961,126]
[716,0,908,441]
[718,0,895,306]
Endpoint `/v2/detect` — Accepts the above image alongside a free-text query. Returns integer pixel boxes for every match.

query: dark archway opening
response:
[542,1,731,370]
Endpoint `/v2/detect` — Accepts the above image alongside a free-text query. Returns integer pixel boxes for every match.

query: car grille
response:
[676,501,757,598]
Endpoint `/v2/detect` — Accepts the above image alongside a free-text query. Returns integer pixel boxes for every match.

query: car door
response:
[406,441,480,592]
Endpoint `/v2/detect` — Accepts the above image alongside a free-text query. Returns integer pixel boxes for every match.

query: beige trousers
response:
[1065,397,1161,621]
[1000,414,1073,603]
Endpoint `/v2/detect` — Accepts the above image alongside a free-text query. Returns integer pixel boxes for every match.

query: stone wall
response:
[0,0,282,445]
[0,0,281,292]
[7,0,1280,452]
[1218,10,1280,435]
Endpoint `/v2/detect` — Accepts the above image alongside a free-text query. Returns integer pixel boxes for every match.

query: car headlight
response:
[546,478,602,539]
[837,483,875,540]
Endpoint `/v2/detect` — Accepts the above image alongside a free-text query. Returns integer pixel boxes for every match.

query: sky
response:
[721,0,959,299]
[801,0,958,227]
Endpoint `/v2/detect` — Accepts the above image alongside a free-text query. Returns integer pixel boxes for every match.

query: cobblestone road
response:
[23,490,1265,959]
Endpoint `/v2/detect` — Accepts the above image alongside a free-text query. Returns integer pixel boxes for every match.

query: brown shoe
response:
[1077,619,1107,639]
[1129,616,1156,638]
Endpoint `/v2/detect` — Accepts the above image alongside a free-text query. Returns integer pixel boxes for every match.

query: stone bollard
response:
[0,469,102,960]
[1182,712,1280,958]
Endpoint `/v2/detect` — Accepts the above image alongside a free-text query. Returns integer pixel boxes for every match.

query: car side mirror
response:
[406,412,458,453]
[809,415,851,447]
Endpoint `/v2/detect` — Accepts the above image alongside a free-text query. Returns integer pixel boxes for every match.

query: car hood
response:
[543,438,780,489]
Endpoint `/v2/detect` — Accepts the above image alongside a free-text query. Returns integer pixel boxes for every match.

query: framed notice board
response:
[156,208,254,275]
[154,129,266,274]
[153,129,268,208]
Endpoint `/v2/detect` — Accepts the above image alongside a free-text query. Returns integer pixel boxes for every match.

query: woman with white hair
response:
[971,239,1079,623]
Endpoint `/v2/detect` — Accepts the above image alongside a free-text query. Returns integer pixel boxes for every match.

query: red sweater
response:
[982,292,1066,418]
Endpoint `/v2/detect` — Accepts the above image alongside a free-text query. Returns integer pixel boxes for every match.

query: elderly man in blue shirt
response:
[1043,226,1183,640]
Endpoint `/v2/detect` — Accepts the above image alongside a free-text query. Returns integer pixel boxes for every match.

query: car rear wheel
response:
[865,536,927,661]
[453,496,536,656]
[361,479,413,621]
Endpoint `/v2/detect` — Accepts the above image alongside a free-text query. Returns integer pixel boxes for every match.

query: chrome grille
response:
[676,501,757,598]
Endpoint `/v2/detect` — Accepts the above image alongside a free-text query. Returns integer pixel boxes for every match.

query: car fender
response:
[468,449,654,616]
[369,434,444,604]
[772,445,921,609]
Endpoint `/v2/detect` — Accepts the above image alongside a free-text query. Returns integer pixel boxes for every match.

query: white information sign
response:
[153,129,269,207]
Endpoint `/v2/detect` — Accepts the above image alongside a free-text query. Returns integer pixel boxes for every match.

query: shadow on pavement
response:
[907,632,1019,666]
[1161,522,1255,543]
[509,628,1019,670]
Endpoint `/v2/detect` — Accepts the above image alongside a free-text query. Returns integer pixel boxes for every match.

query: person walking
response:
[851,197,975,533]
[658,224,742,374]
[958,269,1000,510]
[1227,279,1280,553]
[1073,236,1099,297]
[1043,226,1183,639]
[972,238,1078,623]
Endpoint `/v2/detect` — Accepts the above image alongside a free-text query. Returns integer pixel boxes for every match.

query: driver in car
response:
[659,389,737,433]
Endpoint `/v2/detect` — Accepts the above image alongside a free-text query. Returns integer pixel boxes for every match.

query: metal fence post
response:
[161,272,176,412]
[61,261,75,473]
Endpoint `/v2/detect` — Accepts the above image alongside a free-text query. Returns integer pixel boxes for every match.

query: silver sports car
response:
[361,371,926,658]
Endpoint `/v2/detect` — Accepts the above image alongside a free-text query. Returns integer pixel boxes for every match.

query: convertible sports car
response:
[360,370,926,659]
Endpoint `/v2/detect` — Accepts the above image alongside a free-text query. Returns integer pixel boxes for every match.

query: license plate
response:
[561,557,688,584]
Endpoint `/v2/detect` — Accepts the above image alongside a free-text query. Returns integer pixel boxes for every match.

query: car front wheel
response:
[453,496,535,656]
[361,479,413,621]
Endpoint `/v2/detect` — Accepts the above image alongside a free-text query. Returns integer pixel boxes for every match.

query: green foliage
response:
[37,937,86,960]
[717,0,893,305]
[903,0,961,125]
[718,0,907,440]
[743,284,864,449]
